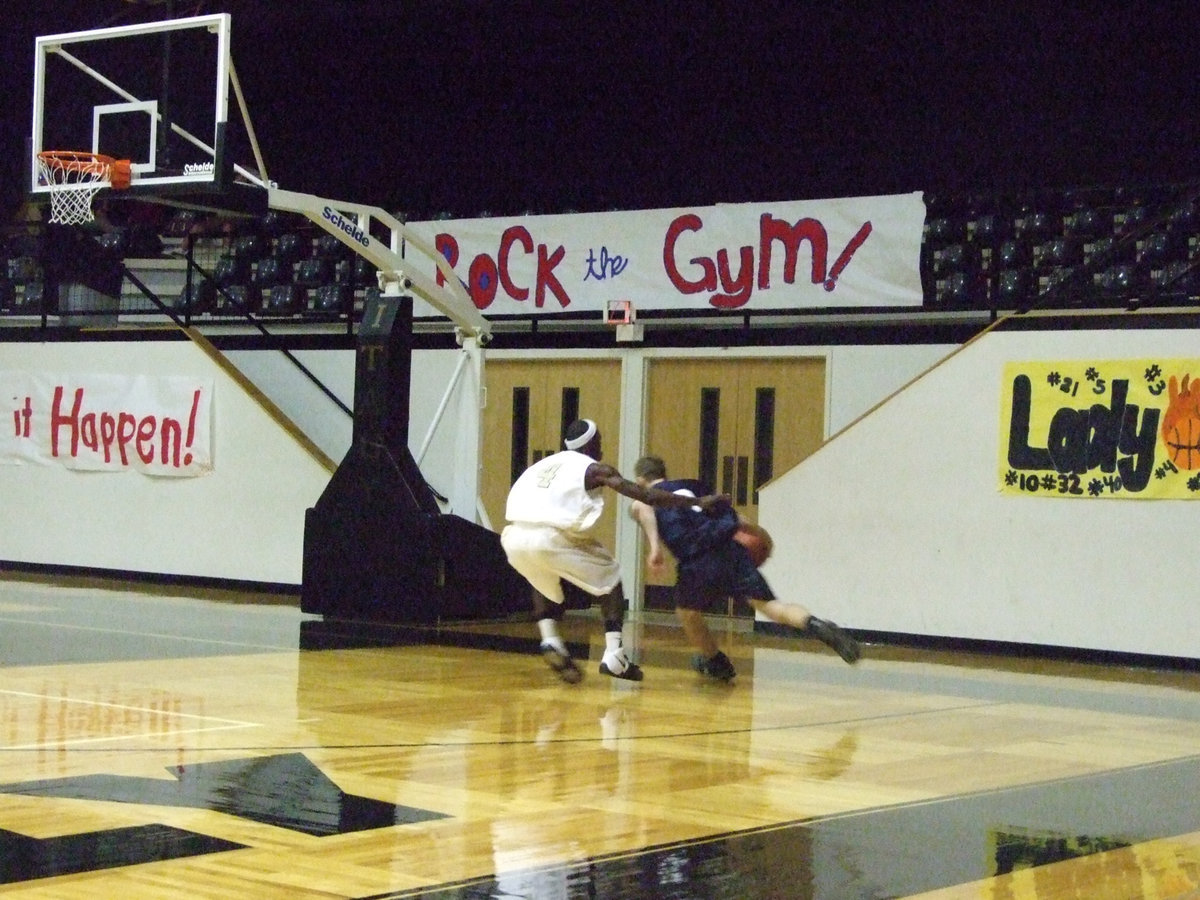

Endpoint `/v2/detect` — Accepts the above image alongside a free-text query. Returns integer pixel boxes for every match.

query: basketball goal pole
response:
[267,187,489,525]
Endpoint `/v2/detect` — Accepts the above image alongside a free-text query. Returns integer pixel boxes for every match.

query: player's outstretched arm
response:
[588,463,729,511]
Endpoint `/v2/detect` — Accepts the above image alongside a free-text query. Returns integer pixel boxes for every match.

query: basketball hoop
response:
[36,151,132,225]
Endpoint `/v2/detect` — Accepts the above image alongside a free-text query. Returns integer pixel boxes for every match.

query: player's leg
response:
[501,525,581,683]
[674,561,736,681]
[677,605,737,681]
[746,597,861,665]
[549,536,643,682]
[723,548,861,665]
[676,606,718,656]
[596,583,644,681]
[533,590,582,683]
[746,597,809,628]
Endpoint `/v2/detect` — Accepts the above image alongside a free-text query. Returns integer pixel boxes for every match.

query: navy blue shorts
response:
[674,541,775,611]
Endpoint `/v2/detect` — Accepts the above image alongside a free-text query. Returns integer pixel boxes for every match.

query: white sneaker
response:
[599,648,644,681]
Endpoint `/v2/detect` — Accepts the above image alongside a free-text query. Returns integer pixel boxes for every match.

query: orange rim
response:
[38,151,132,189]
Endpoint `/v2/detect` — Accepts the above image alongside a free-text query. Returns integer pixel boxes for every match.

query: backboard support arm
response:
[266,187,489,342]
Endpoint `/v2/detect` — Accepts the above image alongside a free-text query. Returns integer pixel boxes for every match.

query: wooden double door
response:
[481,360,623,550]
[480,356,826,614]
[641,357,826,611]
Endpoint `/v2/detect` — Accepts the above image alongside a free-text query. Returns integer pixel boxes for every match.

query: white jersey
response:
[505,450,604,534]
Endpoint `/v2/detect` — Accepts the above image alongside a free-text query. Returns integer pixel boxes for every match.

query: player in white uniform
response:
[501,418,726,683]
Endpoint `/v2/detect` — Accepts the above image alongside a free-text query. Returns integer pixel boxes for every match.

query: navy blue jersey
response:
[653,479,738,562]
[654,478,775,609]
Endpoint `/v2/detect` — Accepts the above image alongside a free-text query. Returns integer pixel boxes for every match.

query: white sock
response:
[604,631,623,654]
[538,619,566,653]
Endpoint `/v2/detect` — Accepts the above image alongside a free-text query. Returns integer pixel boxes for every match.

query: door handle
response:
[722,455,734,495]
[736,456,749,506]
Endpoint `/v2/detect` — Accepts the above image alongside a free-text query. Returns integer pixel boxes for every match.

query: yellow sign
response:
[999,359,1200,499]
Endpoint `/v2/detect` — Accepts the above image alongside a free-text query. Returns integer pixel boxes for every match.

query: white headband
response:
[563,419,597,450]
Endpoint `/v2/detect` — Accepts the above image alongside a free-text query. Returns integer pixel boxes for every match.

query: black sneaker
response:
[805,617,861,665]
[541,642,583,683]
[691,650,737,682]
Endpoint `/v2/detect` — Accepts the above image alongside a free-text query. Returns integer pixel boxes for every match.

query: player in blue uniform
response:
[630,455,860,681]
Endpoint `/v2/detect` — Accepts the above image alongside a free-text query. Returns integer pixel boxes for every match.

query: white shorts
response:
[500,522,621,603]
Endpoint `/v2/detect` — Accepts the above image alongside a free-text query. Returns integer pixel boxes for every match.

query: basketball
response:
[733,522,773,567]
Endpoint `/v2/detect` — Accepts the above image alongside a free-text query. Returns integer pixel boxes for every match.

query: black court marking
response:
[0,823,245,885]
[0,752,447,837]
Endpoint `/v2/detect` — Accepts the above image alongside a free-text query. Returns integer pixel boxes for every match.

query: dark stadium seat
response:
[263,282,305,315]
[274,231,310,267]
[931,242,978,277]
[1066,205,1110,241]
[925,216,963,246]
[1098,263,1140,302]
[1137,230,1189,270]
[1038,237,1082,270]
[996,237,1033,270]
[295,256,333,288]
[352,255,376,286]
[315,233,349,260]
[1020,209,1060,242]
[232,232,270,262]
[7,255,41,284]
[215,283,262,315]
[11,280,48,314]
[163,209,201,240]
[308,283,351,315]
[213,253,251,287]
[935,270,986,308]
[1151,260,1200,300]
[995,268,1033,309]
[251,254,290,288]
[178,279,216,314]
[970,213,1010,248]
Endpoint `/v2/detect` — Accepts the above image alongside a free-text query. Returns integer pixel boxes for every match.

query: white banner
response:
[406,192,926,318]
[2,372,214,476]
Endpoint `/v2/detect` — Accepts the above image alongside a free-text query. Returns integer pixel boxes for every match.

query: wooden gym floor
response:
[1,572,1199,898]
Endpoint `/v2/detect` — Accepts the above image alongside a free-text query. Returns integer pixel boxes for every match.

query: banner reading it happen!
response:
[999,359,1200,499]
[2,372,213,477]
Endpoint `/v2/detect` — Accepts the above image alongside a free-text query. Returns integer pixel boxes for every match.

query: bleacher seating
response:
[274,232,310,268]
[251,254,290,289]
[263,282,304,315]
[213,253,252,288]
[232,232,270,263]
[215,283,261,315]
[295,256,333,289]
[2,180,1198,324]
[315,232,349,261]
[178,278,216,315]
[309,282,350,315]
[12,280,48,314]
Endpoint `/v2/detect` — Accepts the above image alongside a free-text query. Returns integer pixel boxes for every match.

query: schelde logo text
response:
[322,206,370,247]
[183,162,215,175]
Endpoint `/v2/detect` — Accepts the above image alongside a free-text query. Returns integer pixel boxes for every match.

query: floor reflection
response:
[413,755,1200,899]
[3,575,1200,897]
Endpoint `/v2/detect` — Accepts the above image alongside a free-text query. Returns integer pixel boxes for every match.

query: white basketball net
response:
[36,153,112,225]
